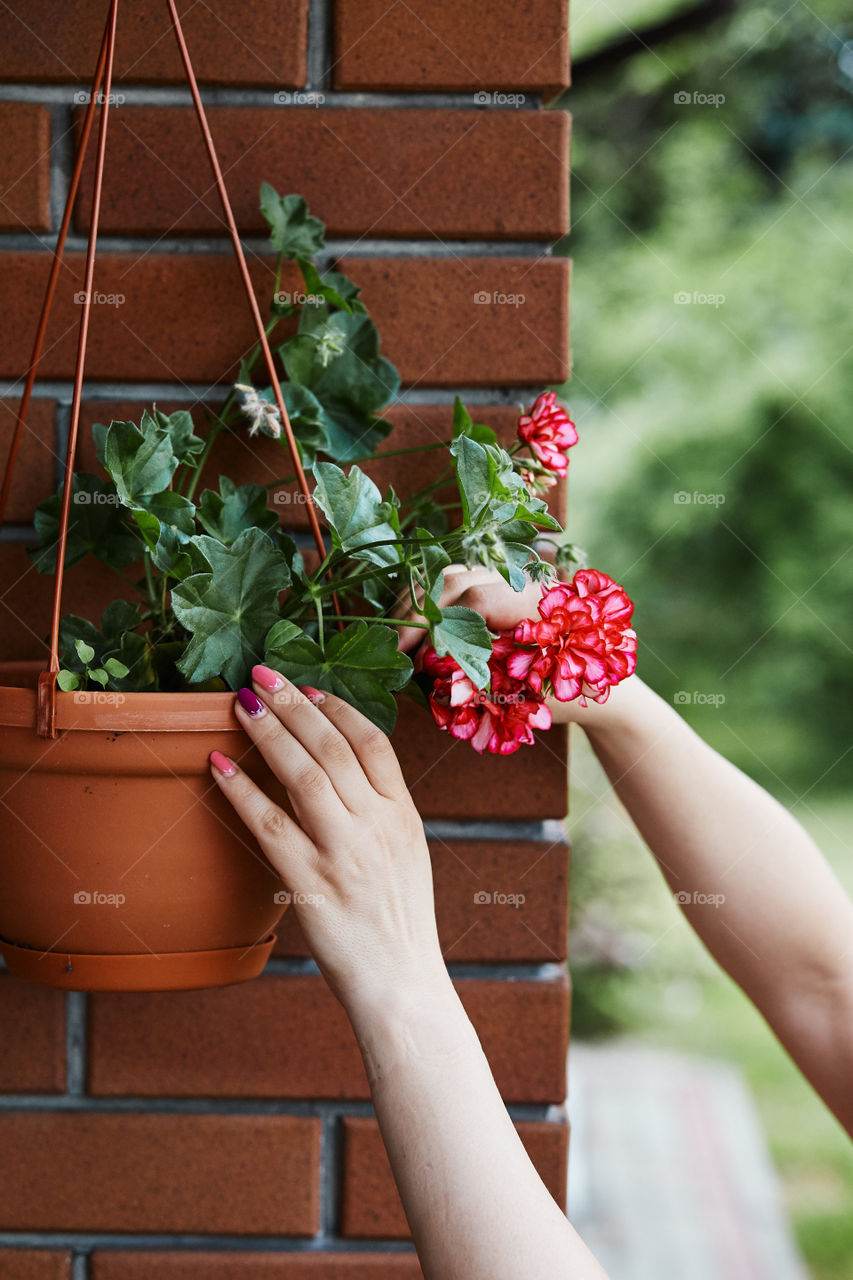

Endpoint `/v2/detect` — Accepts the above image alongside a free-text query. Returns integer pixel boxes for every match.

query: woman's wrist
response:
[548,671,647,736]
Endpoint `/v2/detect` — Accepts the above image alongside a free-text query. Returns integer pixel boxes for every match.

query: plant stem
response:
[262,440,452,490]
[328,615,429,629]
[142,551,158,618]
[184,421,223,502]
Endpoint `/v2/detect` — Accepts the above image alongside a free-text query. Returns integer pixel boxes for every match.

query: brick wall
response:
[0,2,571,1275]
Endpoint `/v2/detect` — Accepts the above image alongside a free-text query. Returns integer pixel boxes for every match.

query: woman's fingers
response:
[308,690,409,801]
[393,565,500,652]
[208,751,314,882]
[249,666,370,811]
[233,682,351,834]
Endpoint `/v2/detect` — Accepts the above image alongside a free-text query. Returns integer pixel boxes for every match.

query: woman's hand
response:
[209,666,449,1017]
[395,563,633,727]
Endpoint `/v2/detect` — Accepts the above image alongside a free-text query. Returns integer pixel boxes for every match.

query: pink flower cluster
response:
[517,391,578,478]
[426,570,637,754]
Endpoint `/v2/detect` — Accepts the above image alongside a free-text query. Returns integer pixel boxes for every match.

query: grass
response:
[567,731,853,1280]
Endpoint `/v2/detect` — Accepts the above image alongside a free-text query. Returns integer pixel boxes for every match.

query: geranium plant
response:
[27,186,637,753]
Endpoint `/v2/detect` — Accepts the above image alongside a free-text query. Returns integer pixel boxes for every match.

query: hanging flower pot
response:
[0,2,636,993]
[0,662,288,990]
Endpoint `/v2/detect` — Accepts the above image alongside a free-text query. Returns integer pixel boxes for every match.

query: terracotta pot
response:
[0,661,289,992]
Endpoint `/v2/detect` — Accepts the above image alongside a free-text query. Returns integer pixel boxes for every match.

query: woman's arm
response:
[556,675,853,1136]
[404,566,853,1135]
[211,668,608,1280]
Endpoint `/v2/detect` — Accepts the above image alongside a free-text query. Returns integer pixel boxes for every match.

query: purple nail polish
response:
[237,687,266,717]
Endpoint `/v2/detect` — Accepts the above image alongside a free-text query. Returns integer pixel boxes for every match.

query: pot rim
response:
[0,659,243,732]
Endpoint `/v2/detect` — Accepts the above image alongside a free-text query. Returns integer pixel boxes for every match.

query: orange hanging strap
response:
[36,0,120,737]
[165,0,331,572]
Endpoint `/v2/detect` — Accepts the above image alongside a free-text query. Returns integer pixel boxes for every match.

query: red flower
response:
[510,569,637,706]
[517,391,578,478]
[423,638,552,755]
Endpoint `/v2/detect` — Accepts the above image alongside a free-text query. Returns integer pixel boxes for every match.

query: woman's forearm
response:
[553,676,853,1133]
[346,969,608,1280]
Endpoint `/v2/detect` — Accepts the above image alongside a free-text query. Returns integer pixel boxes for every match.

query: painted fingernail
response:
[210,750,236,777]
[301,685,325,705]
[252,663,283,692]
[237,687,266,717]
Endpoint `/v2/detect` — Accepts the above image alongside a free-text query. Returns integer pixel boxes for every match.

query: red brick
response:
[74,107,569,241]
[87,974,568,1103]
[334,0,570,96]
[0,1252,71,1280]
[345,255,570,387]
[0,977,66,1094]
[0,253,569,387]
[0,399,57,523]
[0,105,51,233]
[275,837,569,962]
[393,700,568,820]
[0,2,308,87]
[0,543,143,664]
[0,1113,320,1234]
[340,1113,568,1238]
[92,1256,422,1280]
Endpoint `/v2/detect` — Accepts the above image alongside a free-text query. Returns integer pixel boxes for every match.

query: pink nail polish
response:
[237,687,266,717]
[252,663,283,692]
[301,685,325,704]
[210,750,236,777]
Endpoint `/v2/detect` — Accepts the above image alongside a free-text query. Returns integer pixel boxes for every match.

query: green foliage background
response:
[559,0,853,796]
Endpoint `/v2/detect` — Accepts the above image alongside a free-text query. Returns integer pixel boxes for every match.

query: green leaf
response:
[259,185,325,259]
[27,475,143,572]
[279,309,398,462]
[103,657,130,679]
[88,667,109,687]
[56,669,79,692]
[451,396,498,447]
[432,606,493,689]
[105,418,179,506]
[149,407,205,464]
[129,490,197,577]
[312,462,401,566]
[297,259,353,314]
[197,476,278,543]
[75,639,95,664]
[451,434,495,525]
[263,619,412,734]
[172,528,292,688]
